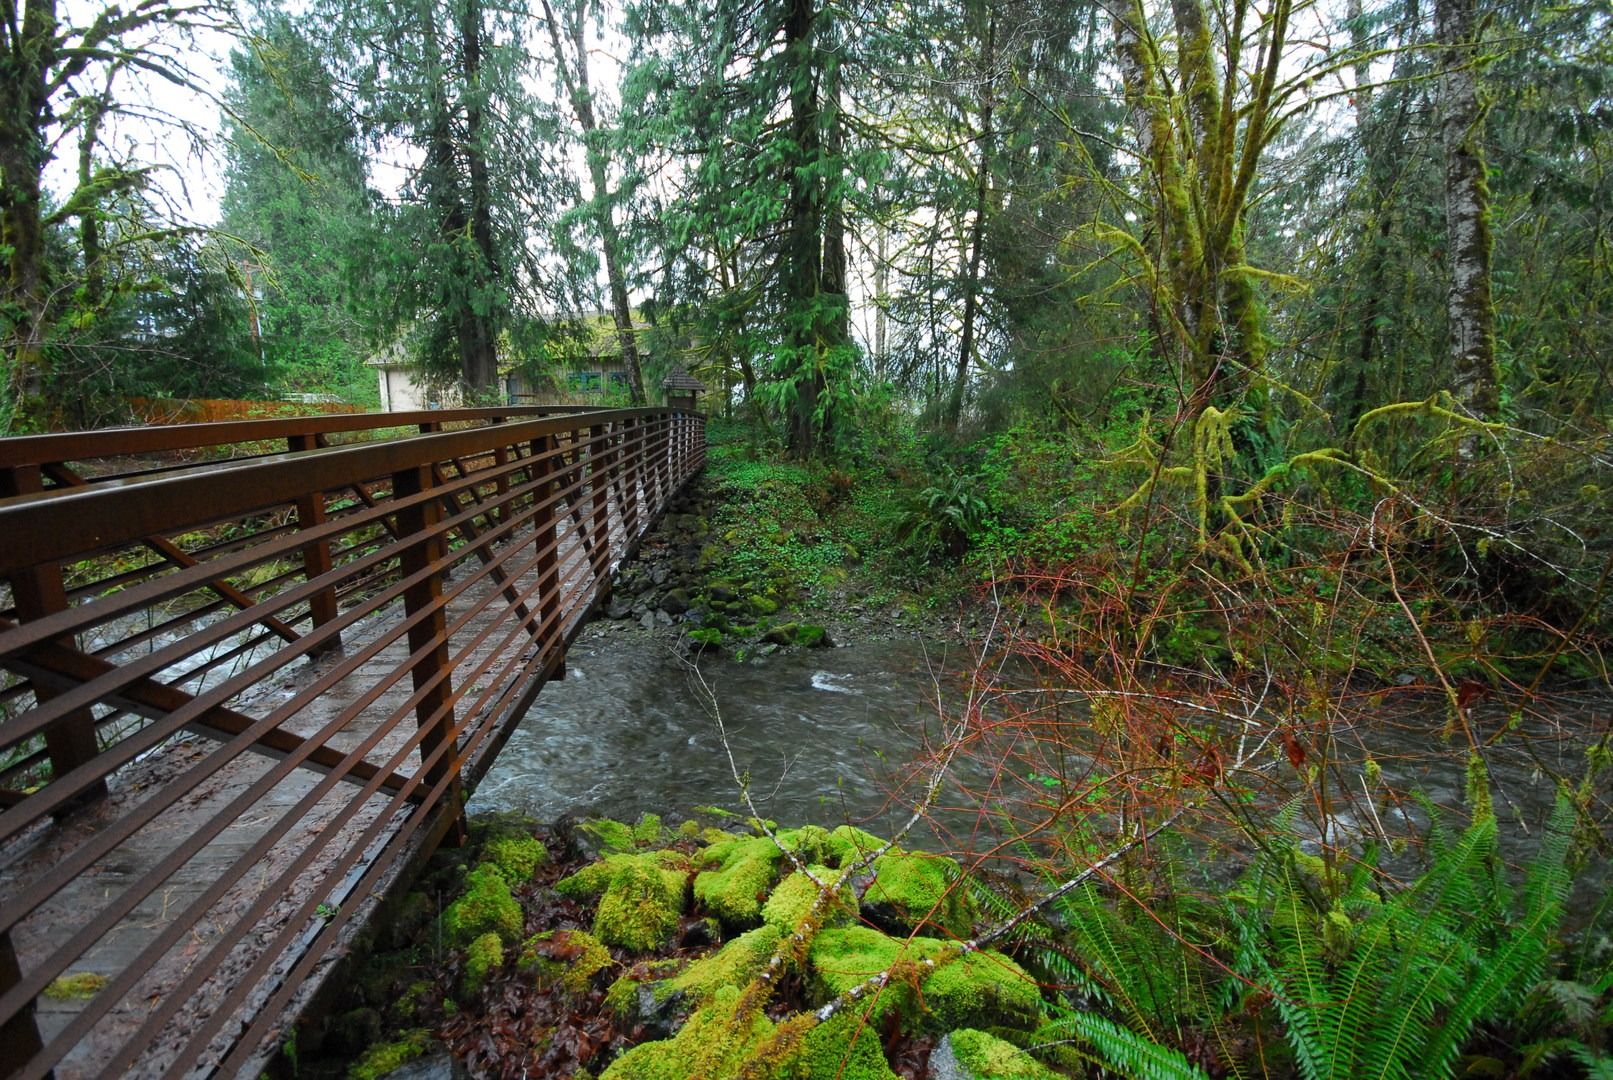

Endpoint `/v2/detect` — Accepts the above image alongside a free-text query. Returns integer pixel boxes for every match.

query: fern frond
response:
[1037,1012,1211,1080]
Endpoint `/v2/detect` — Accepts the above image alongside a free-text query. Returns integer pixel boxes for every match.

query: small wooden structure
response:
[662,368,707,411]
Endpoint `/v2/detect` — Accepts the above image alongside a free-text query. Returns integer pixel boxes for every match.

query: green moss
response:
[518,929,615,994]
[395,980,434,1021]
[442,864,523,947]
[665,925,782,1006]
[600,985,775,1080]
[795,625,827,648]
[777,825,836,865]
[946,1028,1063,1079]
[634,813,665,845]
[560,852,690,951]
[809,928,1042,1034]
[763,866,857,932]
[483,834,547,883]
[694,836,785,927]
[827,825,887,866]
[347,1028,433,1080]
[774,1011,900,1080]
[580,817,639,853]
[42,972,107,1000]
[865,851,975,938]
[462,932,505,995]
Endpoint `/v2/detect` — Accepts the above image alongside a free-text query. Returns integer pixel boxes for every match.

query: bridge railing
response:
[0,406,704,1079]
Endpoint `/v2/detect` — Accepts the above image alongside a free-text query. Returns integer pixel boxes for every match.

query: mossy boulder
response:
[773,1012,900,1080]
[461,932,505,995]
[483,834,548,884]
[933,1028,1063,1080]
[518,929,614,994]
[762,866,858,932]
[662,924,781,1008]
[808,928,1043,1034]
[795,624,829,649]
[347,1028,435,1080]
[442,864,523,948]
[558,851,691,951]
[693,836,784,928]
[600,985,775,1080]
[827,825,888,867]
[863,851,976,939]
[761,623,800,646]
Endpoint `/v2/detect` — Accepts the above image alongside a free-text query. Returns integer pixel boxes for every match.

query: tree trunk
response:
[1435,0,1498,450]
[458,0,501,394]
[944,8,995,430]
[543,0,647,403]
[0,0,57,408]
[781,0,825,457]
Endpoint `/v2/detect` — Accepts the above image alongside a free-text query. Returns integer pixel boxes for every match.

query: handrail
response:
[0,404,605,472]
[0,405,705,1079]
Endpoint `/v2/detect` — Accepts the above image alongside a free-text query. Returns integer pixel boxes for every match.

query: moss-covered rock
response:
[518,929,615,994]
[808,928,1042,1035]
[559,851,691,952]
[795,624,828,648]
[762,866,858,932]
[863,851,975,939]
[633,813,665,845]
[773,1011,900,1080]
[442,864,523,948]
[462,932,505,995]
[347,1028,434,1080]
[663,924,781,1007]
[827,825,888,867]
[600,985,775,1080]
[936,1028,1063,1079]
[42,972,107,1000]
[578,817,639,854]
[694,836,784,928]
[484,834,548,884]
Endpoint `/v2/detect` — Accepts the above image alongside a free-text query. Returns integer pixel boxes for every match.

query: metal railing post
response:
[390,463,465,845]
[0,465,106,806]
[288,435,341,654]
[588,423,612,582]
[529,435,563,675]
[619,417,642,541]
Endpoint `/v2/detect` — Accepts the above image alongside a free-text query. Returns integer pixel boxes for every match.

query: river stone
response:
[606,596,634,620]
[639,611,658,631]
[930,1033,969,1080]
[651,565,670,586]
[655,610,673,627]
[662,588,690,615]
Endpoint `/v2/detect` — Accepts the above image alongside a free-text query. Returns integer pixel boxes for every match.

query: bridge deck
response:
[0,407,703,1079]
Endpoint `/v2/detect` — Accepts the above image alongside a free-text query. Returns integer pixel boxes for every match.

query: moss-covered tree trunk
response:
[0,0,56,408]
[1435,0,1498,453]
[944,6,995,431]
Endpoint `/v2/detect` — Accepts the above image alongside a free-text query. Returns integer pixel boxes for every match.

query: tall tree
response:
[539,0,647,403]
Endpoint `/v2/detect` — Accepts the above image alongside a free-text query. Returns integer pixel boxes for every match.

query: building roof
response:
[662,368,707,392]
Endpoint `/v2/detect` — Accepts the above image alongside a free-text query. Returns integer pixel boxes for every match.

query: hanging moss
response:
[863,851,975,939]
[762,866,858,932]
[518,929,615,994]
[442,864,523,948]
[809,928,1043,1034]
[462,932,505,996]
[559,851,691,951]
[942,1028,1063,1080]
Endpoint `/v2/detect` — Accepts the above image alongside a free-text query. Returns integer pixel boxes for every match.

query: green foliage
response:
[889,461,993,562]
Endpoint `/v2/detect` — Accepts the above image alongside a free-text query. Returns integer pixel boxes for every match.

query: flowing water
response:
[471,627,1606,895]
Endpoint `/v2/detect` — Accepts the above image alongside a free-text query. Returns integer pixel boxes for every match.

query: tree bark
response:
[781,0,826,457]
[541,0,647,403]
[1435,0,1498,449]
[0,0,57,407]
[944,8,995,430]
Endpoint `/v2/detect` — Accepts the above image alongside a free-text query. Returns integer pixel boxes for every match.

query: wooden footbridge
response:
[0,405,705,1078]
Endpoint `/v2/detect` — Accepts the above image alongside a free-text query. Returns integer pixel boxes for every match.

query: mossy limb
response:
[442,864,523,948]
[763,866,858,932]
[809,928,1043,1034]
[864,851,976,939]
[462,932,504,996]
[827,825,888,867]
[663,924,782,1006]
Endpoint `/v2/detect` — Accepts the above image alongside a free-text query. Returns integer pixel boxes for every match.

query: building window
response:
[567,372,602,393]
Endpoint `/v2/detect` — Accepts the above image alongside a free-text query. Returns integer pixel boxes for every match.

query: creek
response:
[470,628,1602,893]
